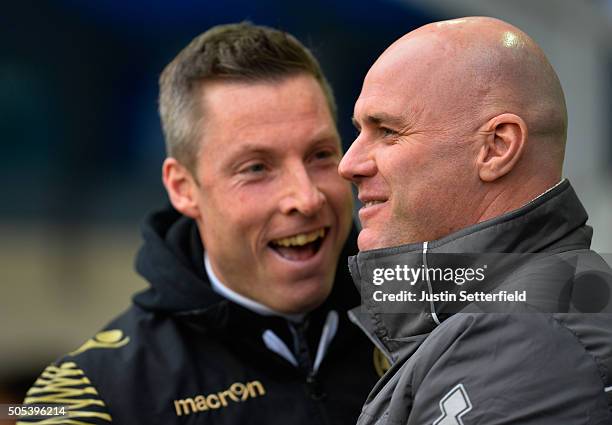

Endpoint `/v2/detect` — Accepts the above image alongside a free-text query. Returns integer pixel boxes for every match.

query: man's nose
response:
[279,167,326,217]
[338,139,376,183]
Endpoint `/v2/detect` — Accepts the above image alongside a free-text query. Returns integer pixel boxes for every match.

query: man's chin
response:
[275,279,333,315]
[358,228,419,251]
[357,228,385,251]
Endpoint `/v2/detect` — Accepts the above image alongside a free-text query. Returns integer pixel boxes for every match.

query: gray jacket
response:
[348,180,612,424]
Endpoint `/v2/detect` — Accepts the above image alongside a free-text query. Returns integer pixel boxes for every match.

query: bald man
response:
[340,17,612,424]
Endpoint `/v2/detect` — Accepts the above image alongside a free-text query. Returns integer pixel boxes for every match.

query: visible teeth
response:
[364,201,384,208]
[272,228,326,247]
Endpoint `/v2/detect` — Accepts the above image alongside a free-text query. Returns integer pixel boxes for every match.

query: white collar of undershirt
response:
[204,252,305,323]
[528,179,566,204]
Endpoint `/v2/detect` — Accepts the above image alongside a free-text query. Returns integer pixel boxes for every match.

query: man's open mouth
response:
[269,228,328,261]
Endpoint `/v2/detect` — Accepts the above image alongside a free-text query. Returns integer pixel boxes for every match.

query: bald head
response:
[405,18,565,140]
[340,17,569,249]
[375,17,566,167]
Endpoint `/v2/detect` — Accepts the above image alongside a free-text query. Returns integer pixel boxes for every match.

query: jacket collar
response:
[348,180,592,362]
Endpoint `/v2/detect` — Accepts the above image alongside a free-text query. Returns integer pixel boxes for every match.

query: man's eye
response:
[314,150,333,160]
[241,163,266,174]
[380,127,397,137]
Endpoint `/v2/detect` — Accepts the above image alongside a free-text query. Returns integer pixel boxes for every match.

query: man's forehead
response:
[200,74,327,113]
[355,50,433,126]
[198,75,336,139]
[362,35,447,97]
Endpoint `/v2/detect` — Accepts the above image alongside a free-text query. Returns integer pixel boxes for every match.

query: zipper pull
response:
[306,371,326,401]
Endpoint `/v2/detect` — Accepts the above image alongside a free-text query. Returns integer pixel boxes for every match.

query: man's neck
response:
[477,178,565,224]
[204,253,305,323]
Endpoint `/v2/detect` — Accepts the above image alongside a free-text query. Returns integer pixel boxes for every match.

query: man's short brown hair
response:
[159,22,337,175]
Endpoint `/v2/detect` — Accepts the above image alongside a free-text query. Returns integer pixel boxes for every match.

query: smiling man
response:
[20,23,380,424]
[340,17,612,424]
[163,74,352,315]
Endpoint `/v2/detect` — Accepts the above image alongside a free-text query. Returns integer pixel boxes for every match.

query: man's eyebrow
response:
[352,113,403,128]
[223,144,275,163]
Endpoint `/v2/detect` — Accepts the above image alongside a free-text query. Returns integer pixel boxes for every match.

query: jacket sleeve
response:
[401,313,611,425]
[17,360,112,424]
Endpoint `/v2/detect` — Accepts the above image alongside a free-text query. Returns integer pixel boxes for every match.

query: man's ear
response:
[162,157,201,219]
[476,113,527,182]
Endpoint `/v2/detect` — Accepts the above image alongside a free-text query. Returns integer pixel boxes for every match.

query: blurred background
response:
[1,0,611,409]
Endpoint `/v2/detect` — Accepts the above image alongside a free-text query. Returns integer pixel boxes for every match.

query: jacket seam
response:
[549,315,610,391]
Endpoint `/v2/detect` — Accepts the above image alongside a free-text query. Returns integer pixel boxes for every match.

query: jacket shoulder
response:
[397,313,612,424]
[18,359,112,424]
[19,306,161,424]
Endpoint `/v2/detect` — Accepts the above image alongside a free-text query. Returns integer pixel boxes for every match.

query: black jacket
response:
[348,180,612,424]
[20,207,381,425]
